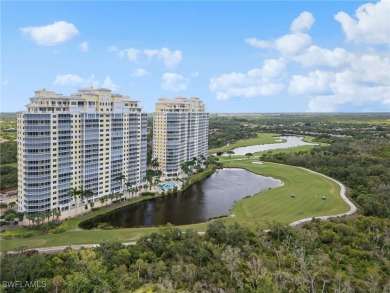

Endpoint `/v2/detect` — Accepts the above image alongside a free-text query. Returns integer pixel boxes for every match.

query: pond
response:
[79,168,283,229]
[230,136,317,155]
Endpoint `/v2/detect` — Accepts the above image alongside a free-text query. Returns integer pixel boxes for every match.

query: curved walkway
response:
[289,166,357,226]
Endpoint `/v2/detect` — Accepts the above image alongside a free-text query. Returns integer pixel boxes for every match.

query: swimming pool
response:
[157,181,176,191]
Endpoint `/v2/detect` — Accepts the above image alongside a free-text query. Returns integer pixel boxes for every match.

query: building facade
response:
[153,97,209,176]
[17,88,147,215]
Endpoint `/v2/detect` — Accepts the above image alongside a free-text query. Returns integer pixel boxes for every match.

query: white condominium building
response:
[153,97,209,176]
[17,88,147,214]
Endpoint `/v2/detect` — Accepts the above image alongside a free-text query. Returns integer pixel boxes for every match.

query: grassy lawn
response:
[208,133,283,153]
[222,159,350,227]
[0,157,350,251]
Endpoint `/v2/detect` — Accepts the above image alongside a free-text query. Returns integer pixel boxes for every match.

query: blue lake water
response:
[79,168,283,229]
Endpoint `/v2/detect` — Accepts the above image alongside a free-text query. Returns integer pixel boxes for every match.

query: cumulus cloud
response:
[20,21,79,46]
[131,68,150,77]
[110,46,182,68]
[304,54,390,112]
[245,12,313,56]
[53,74,118,90]
[275,33,312,56]
[144,48,182,68]
[101,76,118,90]
[53,74,86,86]
[79,41,88,52]
[244,38,272,48]
[290,11,315,33]
[118,48,140,62]
[288,70,334,96]
[209,58,285,100]
[293,46,353,68]
[161,73,188,91]
[335,0,390,45]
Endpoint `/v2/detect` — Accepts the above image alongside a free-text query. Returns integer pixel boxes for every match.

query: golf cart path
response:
[289,165,357,226]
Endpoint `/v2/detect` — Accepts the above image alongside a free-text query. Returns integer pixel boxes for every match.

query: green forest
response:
[1,218,389,292]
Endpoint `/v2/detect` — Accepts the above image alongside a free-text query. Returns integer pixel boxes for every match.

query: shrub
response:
[141,192,156,197]
[91,207,101,212]
[15,232,33,238]
[97,223,115,230]
[51,228,66,234]
[13,220,19,225]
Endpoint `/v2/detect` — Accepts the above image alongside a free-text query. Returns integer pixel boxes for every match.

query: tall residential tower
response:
[17,88,147,215]
[153,97,209,176]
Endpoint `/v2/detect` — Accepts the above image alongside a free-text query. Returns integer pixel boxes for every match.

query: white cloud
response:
[191,71,199,77]
[2,79,9,86]
[293,46,352,67]
[20,21,79,46]
[161,73,188,91]
[335,0,390,45]
[53,74,86,86]
[209,58,285,100]
[118,48,140,62]
[79,41,88,52]
[288,70,334,96]
[101,76,118,90]
[245,38,272,48]
[290,11,315,33]
[53,74,118,90]
[131,68,150,77]
[303,54,390,112]
[275,33,312,56]
[144,48,182,68]
[245,12,314,56]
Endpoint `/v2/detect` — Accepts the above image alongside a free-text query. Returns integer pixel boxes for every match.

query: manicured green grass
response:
[222,159,350,228]
[0,158,350,251]
[208,133,283,153]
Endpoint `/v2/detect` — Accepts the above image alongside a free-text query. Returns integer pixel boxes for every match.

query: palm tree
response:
[108,193,115,205]
[154,178,161,186]
[55,208,61,221]
[99,196,106,206]
[69,188,80,217]
[125,181,132,199]
[150,157,160,170]
[115,174,127,197]
[143,174,153,190]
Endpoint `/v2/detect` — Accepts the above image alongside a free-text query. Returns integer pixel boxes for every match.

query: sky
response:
[1,0,389,113]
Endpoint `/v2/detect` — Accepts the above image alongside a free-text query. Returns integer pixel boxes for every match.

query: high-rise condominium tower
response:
[17,88,147,215]
[153,97,209,176]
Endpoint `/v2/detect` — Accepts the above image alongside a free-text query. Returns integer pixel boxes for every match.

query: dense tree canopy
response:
[1,219,389,292]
